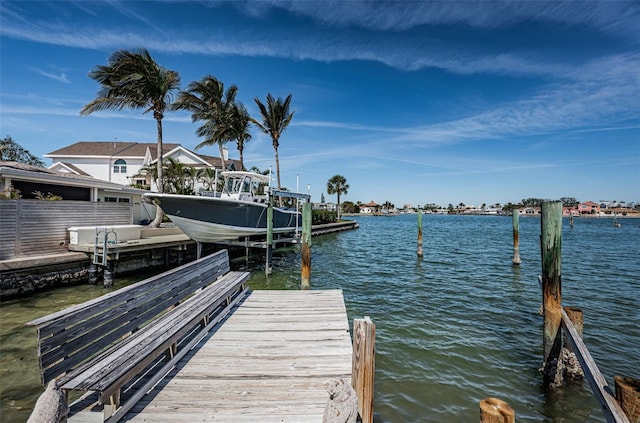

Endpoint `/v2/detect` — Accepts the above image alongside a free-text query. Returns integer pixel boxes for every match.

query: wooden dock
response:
[122,289,353,422]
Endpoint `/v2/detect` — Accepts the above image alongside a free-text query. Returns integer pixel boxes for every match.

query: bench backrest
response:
[26,249,232,385]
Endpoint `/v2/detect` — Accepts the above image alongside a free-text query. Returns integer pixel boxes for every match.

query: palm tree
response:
[230,103,252,169]
[198,167,218,191]
[80,49,180,227]
[327,175,349,221]
[251,93,294,190]
[172,75,237,170]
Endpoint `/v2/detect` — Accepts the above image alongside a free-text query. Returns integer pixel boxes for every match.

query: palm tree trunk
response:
[274,146,281,189]
[218,142,226,170]
[239,145,244,170]
[337,192,341,221]
[149,119,164,228]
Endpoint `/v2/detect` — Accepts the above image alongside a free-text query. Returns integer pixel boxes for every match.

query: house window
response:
[113,159,127,174]
[105,196,131,203]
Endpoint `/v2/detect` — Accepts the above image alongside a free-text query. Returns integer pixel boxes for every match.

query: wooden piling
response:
[512,210,521,265]
[301,201,311,289]
[540,200,563,388]
[615,376,640,423]
[352,317,375,423]
[103,260,115,287]
[266,193,273,276]
[480,398,515,423]
[417,209,424,258]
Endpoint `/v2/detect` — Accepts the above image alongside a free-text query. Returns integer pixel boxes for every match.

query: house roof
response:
[0,161,147,193]
[45,141,182,160]
[44,141,244,170]
[361,201,379,207]
[199,154,244,171]
[49,162,92,176]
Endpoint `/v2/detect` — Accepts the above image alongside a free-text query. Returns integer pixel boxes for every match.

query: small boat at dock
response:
[144,171,300,243]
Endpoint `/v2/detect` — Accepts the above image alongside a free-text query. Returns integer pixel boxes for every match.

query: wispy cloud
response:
[2,1,637,78]
[273,1,639,36]
[27,66,70,84]
[2,1,638,151]
[294,52,640,147]
[0,104,191,123]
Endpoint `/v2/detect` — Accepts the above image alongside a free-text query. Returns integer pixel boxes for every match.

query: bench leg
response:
[165,343,177,361]
[200,315,210,329]
[103,390,120,420]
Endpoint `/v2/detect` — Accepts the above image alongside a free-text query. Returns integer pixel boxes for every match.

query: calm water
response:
[1,214,638,422]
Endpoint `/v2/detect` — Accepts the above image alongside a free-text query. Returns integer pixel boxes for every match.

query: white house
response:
[45,141,242,192]
[359,201,379,214]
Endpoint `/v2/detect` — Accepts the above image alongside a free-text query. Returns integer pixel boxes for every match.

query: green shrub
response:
[312,209,337,225]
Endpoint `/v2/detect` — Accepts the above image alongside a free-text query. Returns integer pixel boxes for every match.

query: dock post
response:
[479,398,515,423]
[417,209,423,258]
[512,210,521,265]
[562,306,584,380]
[88,263,98,285]
[266,192,273,276]
[352,317,375,423]
[614,376,640,422]
[196,241,202,259]
[569,214,574,228]
[301,201,312,289]
[540,200,563,388]
[103,260,115,287]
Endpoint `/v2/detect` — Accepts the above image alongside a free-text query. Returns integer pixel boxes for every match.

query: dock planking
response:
[122,289,353,423]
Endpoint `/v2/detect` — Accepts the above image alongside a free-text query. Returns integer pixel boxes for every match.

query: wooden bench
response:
[27,249,249,422]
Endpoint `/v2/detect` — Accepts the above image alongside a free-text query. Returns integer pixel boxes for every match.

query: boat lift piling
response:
[266,189,312,281]
[266,194,274,276]
[301,201,312,289]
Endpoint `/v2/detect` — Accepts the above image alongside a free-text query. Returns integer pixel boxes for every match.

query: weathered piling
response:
[301,201,311,289]
[512,210,521,265]
[352,317,375,423]
[418,209,423,258]
[266,194,273,276]
[479,397,515,423]
[417,209,424,258]
[562,306,584,381]
[540,200,563,388]
[615,376,640,423]
[103,261,115,287]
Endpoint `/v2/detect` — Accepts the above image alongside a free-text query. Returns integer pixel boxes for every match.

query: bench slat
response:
[28,250,229,328]
[39,269,196,354]
[39,267,217,369]
[36,256,226,339]
[31,250,230,385]
[62,272,248,396]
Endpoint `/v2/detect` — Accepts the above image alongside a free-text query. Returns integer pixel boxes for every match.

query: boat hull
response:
[144,193,300,243]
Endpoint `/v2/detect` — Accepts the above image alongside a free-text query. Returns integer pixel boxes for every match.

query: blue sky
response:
[1,1,639,207]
